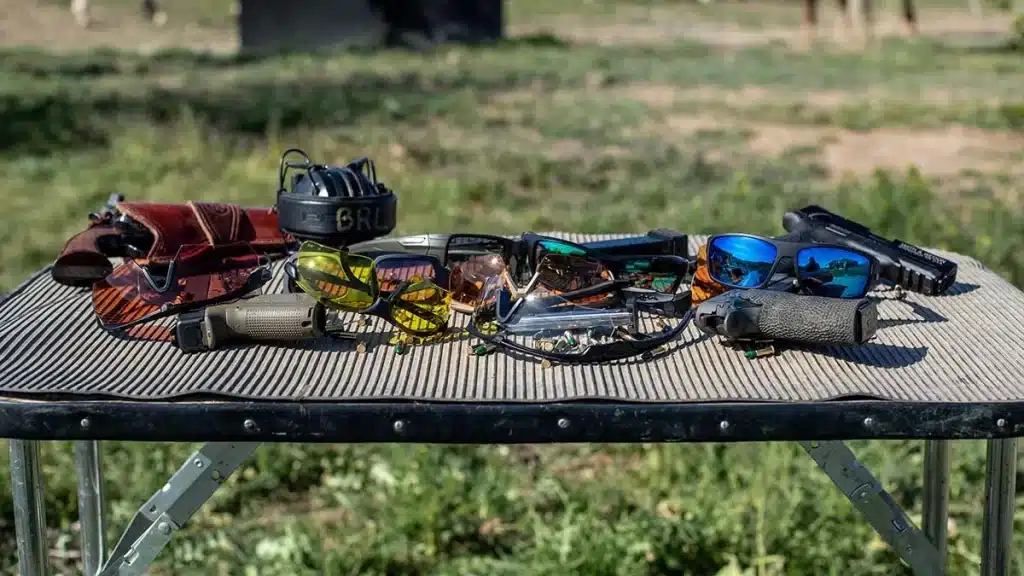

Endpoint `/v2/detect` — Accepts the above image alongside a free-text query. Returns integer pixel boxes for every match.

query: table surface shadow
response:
[2,233,1023,443]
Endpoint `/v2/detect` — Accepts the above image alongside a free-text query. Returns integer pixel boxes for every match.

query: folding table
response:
[1,234,1020,576]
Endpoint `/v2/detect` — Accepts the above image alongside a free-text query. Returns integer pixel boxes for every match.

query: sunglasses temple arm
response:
[528,279,629,308]
[598,311,693,358]
[339,257,375,293]
[468,302,695,363]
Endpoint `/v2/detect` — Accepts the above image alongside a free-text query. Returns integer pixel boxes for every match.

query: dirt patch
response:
[661,113,1024,181]
[821,125,1024,180]
[515,5,1015,50]
[620,83,773,109]
[478,85,1023,186]
[664,114,726,134]
[0,0,235,52]
[615,82,1013,111]
[745,123,827,156]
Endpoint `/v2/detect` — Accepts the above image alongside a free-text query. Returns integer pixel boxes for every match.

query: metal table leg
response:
[75,441,107,576]
[981,438,1018,576]
[98,442,260,576]
[9,440,50,576]
[922,440,950,574]
[800,440,942,575]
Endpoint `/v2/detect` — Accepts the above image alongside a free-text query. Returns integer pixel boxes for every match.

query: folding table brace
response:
[800,441,943,574]
[95,442,260,576]
[75,440,949,576]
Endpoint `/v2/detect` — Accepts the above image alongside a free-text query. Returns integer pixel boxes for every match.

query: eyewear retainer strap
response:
[469,293,693,363]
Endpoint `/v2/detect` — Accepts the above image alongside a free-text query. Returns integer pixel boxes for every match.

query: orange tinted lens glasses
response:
[92,244,262,328]
[690,243,728,307]
[451,253,508,306]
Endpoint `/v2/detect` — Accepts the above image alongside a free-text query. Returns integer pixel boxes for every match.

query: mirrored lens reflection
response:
[532,254,615,306]
[796,247,871,298]
[535,239,587,265]
[450,253,507,308]
[691,244,729,306]
[622,257,684,294]
[708,235,778,288]
[504,291,630,340]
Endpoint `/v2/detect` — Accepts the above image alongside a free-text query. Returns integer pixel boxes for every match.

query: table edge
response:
[1,398,1022,443]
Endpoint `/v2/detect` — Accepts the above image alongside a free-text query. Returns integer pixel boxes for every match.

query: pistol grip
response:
[51,225,120,287]
[204,293,324,350]
[781,212,807,233]
[745,290,877,346]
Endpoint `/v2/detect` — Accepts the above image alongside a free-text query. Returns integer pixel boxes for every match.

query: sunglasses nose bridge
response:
[387,279,414,302]
[140,261,177,293]
[776,254,795,274]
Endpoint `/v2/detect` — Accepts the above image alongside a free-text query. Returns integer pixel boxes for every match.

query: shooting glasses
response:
[706,234,879,299]
[92,243,271,331]
[465,252,694,363]
[291,241,452,338]
[445,233,687,314]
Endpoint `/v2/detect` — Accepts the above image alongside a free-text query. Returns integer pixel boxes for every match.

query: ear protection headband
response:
[274,148,398,247]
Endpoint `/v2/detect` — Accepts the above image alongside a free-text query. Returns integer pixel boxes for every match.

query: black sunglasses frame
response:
[494,253,692,323]
[443,232,686,284]
[445,234,693,300]
[706,233,880,298]
[291,249,452,338]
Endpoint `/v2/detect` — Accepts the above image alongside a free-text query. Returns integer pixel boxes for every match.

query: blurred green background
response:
[0,0,1021,574]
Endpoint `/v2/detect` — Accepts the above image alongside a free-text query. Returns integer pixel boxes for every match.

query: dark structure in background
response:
[237,0,504,53]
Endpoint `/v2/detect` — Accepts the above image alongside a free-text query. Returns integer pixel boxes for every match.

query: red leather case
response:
[51,201,290,287]
[117,201,288,262]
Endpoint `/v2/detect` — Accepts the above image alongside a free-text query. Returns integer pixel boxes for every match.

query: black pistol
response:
[694,289,878,346]
[782,205,957,296]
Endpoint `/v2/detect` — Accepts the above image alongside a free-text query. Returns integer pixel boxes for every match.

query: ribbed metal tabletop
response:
[0,233,1021,404]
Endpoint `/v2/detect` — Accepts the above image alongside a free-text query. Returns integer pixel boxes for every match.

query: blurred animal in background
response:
[70,0,167,28]
[802,0,999,44]
[801,0,919,43]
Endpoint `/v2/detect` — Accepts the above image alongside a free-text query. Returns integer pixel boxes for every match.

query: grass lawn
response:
[0,0,1021,574]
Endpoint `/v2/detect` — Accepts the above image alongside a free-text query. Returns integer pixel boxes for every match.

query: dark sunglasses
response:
[445,234,689,313]
[290,241,452,338]
[465,252,693,363]
[706,234,879,299]
[444,232,687,278]
[496,253,690,321]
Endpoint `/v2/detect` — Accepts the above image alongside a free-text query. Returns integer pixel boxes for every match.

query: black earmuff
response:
[274,148,398,247]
